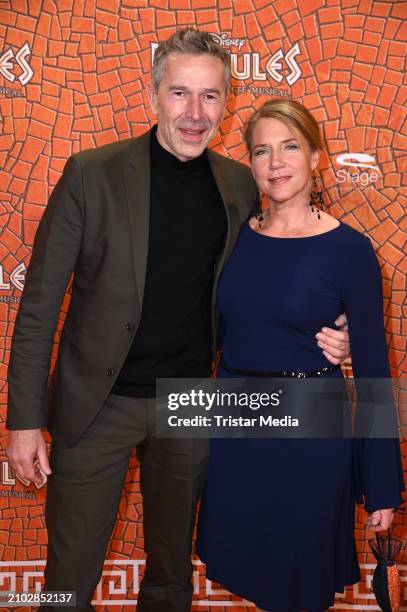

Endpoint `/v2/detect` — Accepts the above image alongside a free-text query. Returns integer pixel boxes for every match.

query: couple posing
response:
[6,28,403,612]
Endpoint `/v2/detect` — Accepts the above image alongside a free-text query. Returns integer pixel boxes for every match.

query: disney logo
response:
[211,33,246,51]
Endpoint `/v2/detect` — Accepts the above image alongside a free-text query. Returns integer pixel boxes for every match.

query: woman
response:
[196,99,404,612]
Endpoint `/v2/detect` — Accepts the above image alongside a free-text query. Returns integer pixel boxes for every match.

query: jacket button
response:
[106,368,115,377]
[125,322,135,331]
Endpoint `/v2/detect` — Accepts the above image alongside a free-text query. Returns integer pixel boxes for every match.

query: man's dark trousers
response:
[42,393,208,611]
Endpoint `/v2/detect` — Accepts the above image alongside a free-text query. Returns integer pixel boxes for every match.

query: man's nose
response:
[185,95,203,120]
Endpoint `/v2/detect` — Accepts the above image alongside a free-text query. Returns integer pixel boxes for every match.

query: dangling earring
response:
[254,188,264,228]
[309,175,324,220]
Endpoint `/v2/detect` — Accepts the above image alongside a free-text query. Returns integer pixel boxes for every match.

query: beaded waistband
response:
[220,356,341,378]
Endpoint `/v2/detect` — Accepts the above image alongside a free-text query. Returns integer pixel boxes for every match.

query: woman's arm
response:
[341,235,404,518]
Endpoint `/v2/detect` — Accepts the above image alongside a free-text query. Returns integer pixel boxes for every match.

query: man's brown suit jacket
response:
[7,128,256,446]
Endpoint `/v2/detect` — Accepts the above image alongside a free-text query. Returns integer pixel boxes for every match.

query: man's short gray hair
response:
[152,28,231,91]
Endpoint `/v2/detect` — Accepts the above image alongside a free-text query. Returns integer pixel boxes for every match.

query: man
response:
[6,29,349,611]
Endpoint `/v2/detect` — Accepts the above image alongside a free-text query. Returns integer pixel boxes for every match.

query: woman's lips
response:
[268,176,291,184]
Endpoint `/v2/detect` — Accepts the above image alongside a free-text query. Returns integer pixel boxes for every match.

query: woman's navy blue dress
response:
[196,221,404,612]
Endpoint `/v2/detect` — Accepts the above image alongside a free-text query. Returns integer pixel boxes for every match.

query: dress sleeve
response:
[341,235,404,513]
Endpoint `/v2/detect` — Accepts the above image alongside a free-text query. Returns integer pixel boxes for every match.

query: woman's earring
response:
[254,188,264,228]
[309,175,324,220]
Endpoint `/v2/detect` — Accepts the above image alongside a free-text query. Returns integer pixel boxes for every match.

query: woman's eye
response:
[286,143,299,150]
[253,149,267,156]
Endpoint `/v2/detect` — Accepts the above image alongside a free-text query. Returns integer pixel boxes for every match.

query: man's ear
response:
[148,83,158,114]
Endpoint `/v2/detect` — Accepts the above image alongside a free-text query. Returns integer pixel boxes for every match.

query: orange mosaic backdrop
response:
[0,0,406,609]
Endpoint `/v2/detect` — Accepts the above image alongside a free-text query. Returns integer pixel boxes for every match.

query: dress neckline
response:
[246,219,342,240]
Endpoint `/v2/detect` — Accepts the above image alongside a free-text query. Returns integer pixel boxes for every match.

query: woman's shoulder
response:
[337,219,370,241]
[324,215,373,250]
[318,214,378,276]
[332,220,380,278]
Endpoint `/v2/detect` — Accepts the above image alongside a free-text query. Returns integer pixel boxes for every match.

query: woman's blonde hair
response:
[245,99,323,155]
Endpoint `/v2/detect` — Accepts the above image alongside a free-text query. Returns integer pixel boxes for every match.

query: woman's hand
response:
[366,508,394,532]
[315,313,350,365]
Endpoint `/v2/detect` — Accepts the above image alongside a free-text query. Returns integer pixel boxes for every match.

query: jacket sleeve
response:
[6,155,84,430]
[341,236,405,513]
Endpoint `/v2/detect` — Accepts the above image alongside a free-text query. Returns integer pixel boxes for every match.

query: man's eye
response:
[254,149,267,156]
[173,91,185,97]
[204,94,217,101]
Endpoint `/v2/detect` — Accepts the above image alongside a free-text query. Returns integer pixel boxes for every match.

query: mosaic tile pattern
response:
[0,1,405,609]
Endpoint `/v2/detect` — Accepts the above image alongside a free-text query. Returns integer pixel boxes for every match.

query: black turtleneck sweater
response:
[112,126,227,397]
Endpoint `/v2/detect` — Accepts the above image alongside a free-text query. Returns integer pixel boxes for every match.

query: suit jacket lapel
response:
[125,130,151,308]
